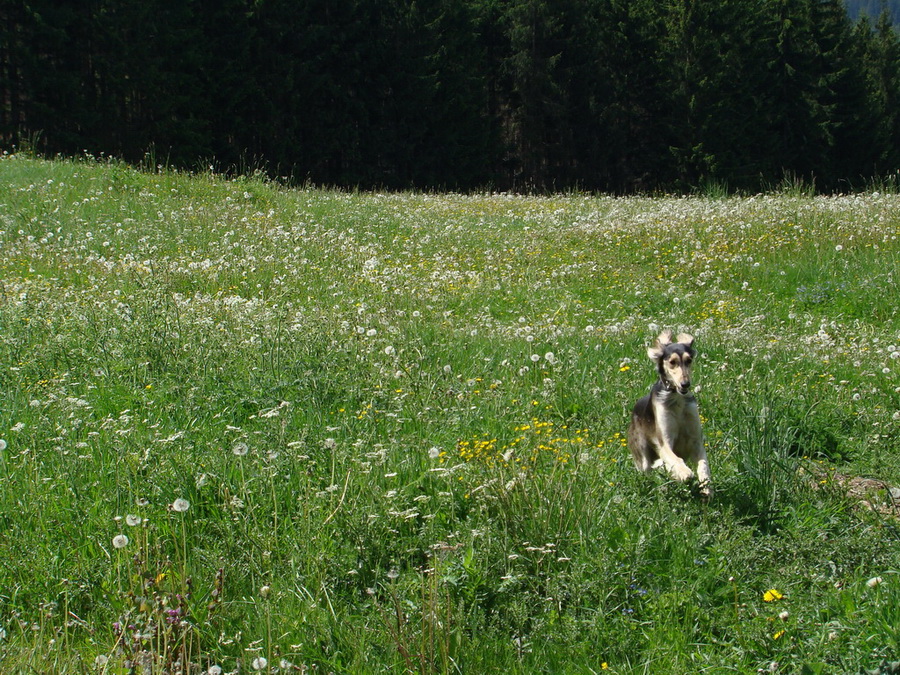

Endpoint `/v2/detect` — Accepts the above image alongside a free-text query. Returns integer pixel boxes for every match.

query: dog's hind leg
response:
[627,422,659,473]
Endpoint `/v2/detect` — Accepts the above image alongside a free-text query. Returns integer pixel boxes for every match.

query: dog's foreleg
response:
[657,442,695,482]
[695,445,712,497]
[654,407,695,482]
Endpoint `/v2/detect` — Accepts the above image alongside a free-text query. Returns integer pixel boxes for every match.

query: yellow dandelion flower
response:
[763,589,783,602]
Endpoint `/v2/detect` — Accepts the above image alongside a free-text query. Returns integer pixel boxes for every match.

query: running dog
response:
[627,330,711,496]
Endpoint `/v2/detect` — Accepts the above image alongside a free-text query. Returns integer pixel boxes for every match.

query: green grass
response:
[1,155,900,674]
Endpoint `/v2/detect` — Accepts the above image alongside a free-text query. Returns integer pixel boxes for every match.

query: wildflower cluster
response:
[453,420,627,471]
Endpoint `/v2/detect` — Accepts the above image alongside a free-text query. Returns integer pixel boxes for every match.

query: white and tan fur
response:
[627,330,711,496]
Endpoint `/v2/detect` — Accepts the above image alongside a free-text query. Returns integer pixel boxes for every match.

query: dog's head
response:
[647,330,695,395]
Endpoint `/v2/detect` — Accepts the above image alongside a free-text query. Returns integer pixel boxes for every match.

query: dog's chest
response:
[652,393,700,440]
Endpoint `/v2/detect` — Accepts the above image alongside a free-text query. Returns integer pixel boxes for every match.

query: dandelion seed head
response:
[252,657,268,671]
[125,514,141,527]
[867,576,884,588]
[0,439,6,451]
[112,534,129,549]
[232,442,249,457]
[171,498,190,513]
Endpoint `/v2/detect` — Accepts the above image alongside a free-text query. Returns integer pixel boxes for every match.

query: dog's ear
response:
[647,330,673,361]
[676,333,694,349]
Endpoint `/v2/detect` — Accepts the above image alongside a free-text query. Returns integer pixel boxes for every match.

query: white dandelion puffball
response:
[252,657,268,671]
[171,498,190,513]
[0,439,6,451]
[867,576,884,588]
[125,514,142,527]
[112,534,129,549]
[232,442,249,457]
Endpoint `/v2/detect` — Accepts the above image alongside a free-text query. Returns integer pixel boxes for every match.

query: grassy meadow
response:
[1,155,900,674]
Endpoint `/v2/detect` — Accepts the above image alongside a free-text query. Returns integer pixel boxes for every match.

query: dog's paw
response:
[670,463,695,482]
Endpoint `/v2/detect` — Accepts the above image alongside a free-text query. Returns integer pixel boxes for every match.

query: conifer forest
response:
[2,0,900,193]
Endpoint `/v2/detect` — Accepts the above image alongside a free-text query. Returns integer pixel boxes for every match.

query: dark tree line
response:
[2,0,900,192]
